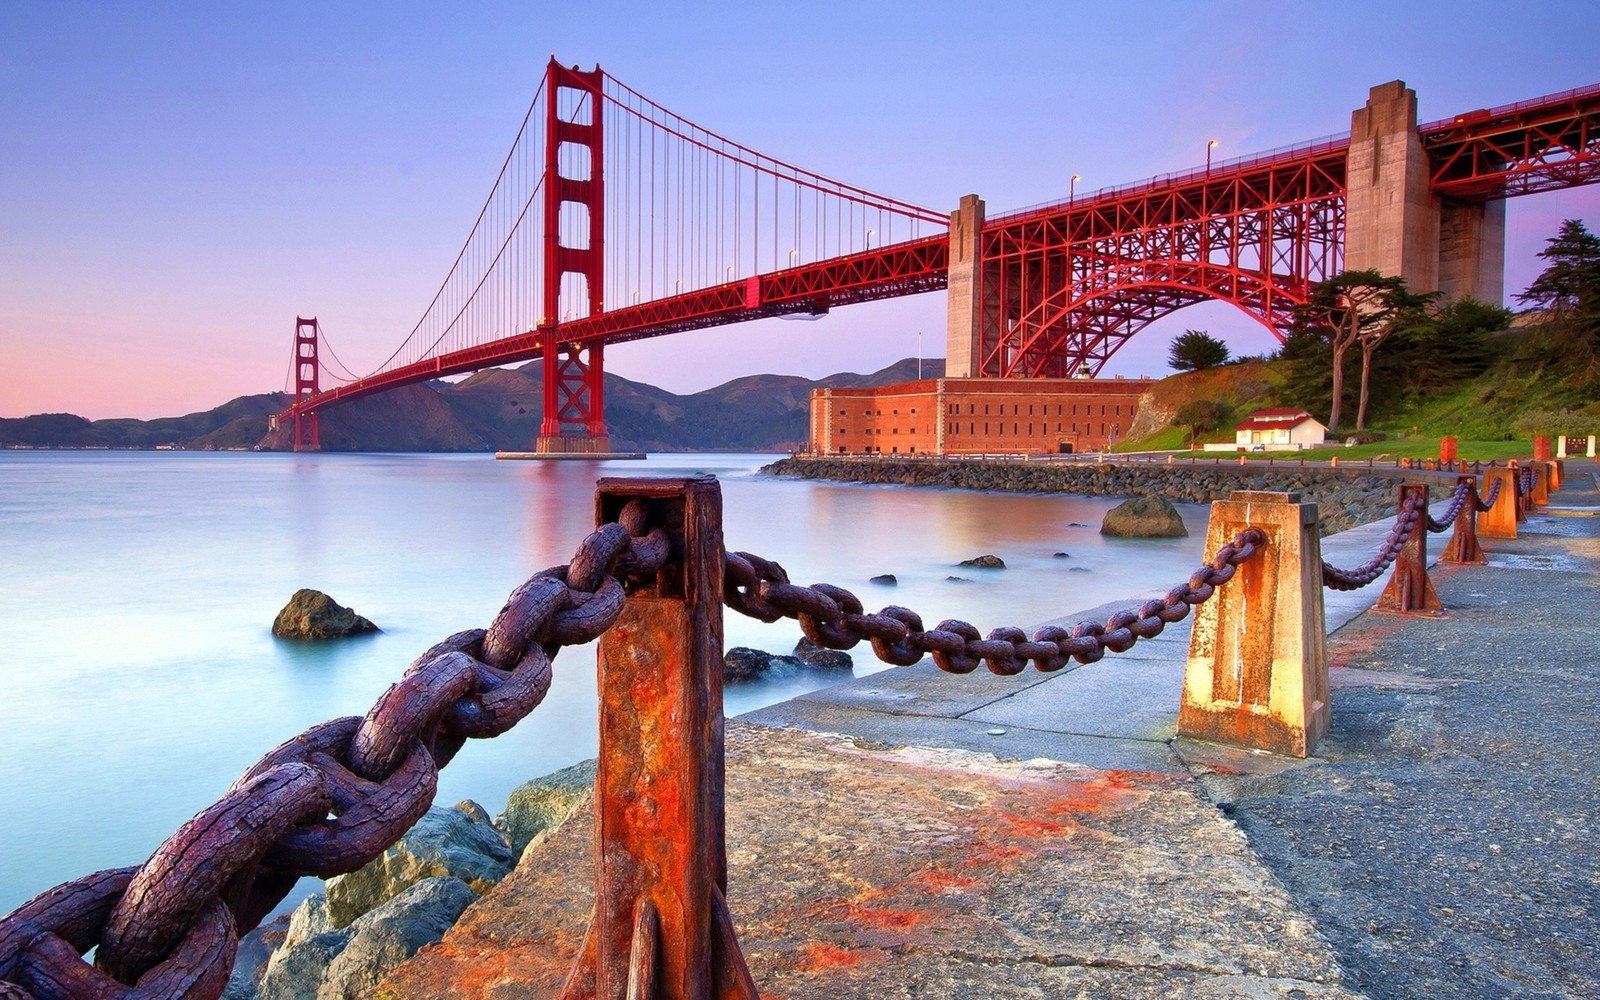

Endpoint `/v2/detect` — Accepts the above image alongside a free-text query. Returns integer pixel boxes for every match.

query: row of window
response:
[840,427,918,435]
[944,422,1118,436]
[946,402,1125,417]
[839,408,918,416]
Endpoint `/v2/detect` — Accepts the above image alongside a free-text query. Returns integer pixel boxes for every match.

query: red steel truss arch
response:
[974,141,1347,377]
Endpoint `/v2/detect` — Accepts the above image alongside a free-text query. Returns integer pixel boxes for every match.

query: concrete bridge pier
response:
[1345,81,1505,303]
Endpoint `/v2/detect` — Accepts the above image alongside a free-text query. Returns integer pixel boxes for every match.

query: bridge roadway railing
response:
[0,464,1554,1000]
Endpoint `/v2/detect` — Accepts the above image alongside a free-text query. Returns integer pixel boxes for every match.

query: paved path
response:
[383,467,1598,999]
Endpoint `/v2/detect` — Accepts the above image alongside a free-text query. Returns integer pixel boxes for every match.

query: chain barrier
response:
[1520,466,1536,497]
[1426,479,1476,533]
[1477,477,1503,512]
[0,504,671,1000]
[2,502,1273,1000]
[724,528,1267,674]
[1321,493,1424,591]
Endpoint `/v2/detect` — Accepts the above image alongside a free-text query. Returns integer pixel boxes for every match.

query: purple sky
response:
[3,1,1597,420]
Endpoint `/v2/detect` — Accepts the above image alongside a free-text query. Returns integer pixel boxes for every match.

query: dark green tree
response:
[1167,330,1231,371]
[1517,218,1600,357]
[1173,400,1232,449]
[1291,270,1409,434]
[1517,218,1600,318]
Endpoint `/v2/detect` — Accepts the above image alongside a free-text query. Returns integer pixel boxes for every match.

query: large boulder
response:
[324,802,511,928]
[318,878,477,1000]
[271,589,378,639]
[256,880,476,1000]
[257,897,352,1000]
[500,759,597,857]
[1100,495,1189,538]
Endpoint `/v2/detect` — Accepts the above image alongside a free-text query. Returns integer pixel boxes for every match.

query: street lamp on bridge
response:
[789,248,798,267]
[1070,174,1080,201]
[1206,139,1219,174]
[866,228,875,250]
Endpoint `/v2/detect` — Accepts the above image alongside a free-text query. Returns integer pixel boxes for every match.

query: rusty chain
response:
[723,527,1267,674]
[1321,492,1423,590]
[1,500,1276,999]
[0,503,671,1000]
[1426,479,1476,533]
[1476,477,1503,512]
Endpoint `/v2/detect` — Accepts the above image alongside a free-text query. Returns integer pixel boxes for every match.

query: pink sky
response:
[3,1,1597,420]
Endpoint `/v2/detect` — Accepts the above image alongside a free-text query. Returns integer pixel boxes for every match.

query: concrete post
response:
[1375,483,1445,615]
[1179,491,1328,758]
[1588,435,1596,458]
[944,195,985,378]
[1479,468,1518,539]
[1557,435,1569,459]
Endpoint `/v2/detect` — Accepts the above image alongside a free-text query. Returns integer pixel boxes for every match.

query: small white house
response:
[1228,408,1328,451]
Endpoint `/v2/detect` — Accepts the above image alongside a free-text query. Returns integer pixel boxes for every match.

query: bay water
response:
[0,451,1208,916]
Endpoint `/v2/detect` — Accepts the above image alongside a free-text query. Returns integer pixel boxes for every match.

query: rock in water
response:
[958,554,1006,568]
[793,636,853,670]
[869,573,897,586]
[1101,495,1189,538]
[272,589,379,639]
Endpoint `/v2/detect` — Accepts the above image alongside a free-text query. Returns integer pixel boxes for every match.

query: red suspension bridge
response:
[277,61,1600,451]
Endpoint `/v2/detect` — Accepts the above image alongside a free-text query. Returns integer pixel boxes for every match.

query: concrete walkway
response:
[381,468,1598,999]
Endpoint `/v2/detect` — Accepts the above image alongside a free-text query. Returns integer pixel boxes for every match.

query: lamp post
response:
[866,228,875,250]
[1070,174,1080,202]
[1206,139,1219,174]
[726,265,734,282]
[789,248,798,267]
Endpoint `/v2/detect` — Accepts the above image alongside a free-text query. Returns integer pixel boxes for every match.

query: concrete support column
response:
[944,195,985,378]
[1345,81,1440,292]
[1439,199,1505,303]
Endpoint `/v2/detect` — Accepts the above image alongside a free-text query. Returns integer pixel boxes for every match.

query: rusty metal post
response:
[1526,460,1551,507]
[1375,482,1445,616]
[560,476,758,1000]
[1479,468,1518,539]
[1441,474,1487,565]
[1179,491,1328,758]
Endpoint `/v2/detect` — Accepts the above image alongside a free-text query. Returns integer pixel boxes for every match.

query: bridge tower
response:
[537,60,611,455]
[292,317,321,452]
[1345,81,1504,302]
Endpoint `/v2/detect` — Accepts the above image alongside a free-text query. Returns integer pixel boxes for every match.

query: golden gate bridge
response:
[277,59,1600,451]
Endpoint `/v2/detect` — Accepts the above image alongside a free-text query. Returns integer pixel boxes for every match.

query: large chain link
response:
[723,528,1266,674]
[1321,493,1423,591]
[1426,479,1476,533]
[0,503,670,1000]
[1476,477,1503,512]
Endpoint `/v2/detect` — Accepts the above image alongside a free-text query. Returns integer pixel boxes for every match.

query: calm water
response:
[0,451,1208,915]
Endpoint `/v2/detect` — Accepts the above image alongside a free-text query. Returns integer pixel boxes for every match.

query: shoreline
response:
[762,455,1411,535]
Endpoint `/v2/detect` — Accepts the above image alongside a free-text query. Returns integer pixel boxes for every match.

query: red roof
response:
[1235,408,1319,431]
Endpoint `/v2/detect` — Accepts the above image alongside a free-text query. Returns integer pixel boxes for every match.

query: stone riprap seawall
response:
[763,457,1402,535]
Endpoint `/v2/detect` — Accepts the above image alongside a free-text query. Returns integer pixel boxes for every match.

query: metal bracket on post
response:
[1375,482,1445,616]
[560,476,758,1000]
[1479,468,1519,539]
[1179,491,1328,758]
[1440,475,1488,566]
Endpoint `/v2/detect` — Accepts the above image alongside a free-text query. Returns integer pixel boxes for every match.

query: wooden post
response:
[1479,468,1518,539]
[1375,482,1445,616]
[1441,474,1487,565]
[560,477,758,1000]
[1179,491,1328,758]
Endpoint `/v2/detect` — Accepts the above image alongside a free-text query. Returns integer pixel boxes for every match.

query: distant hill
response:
[3,358,946,453]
